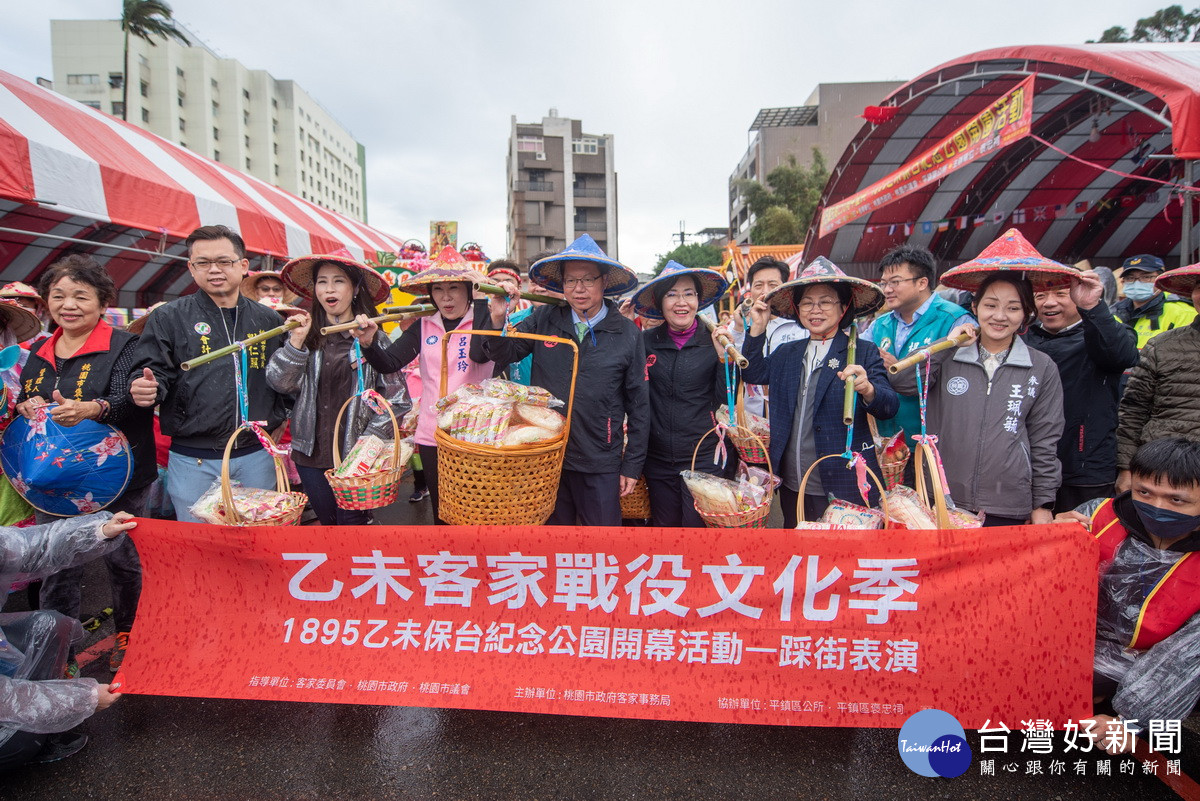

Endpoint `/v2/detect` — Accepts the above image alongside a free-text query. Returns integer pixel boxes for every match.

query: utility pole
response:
[673,221,689,247]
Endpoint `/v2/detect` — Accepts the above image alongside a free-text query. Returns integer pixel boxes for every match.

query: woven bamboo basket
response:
[620,475,651,520]
[325,390,408,510]
[730,383,769,464]
[796,453,892,529]
[912,440,954,529]
[219,425,306,526]
[433,330,578,525]
[688,425,774,529]
[867,415,910,489]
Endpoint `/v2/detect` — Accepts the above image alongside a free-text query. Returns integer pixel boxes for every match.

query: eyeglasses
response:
[880,277,917,291]
[563,276,601,289]
[190,258,241,269]
[663,290,699,302]
[797,299,841,312]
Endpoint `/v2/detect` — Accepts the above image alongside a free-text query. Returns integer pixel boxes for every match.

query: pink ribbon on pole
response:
[711,423,730,469]
[848,451,872,506]
[246,422,289,459]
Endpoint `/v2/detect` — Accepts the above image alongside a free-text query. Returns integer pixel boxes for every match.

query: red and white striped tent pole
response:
[0,68,407,307]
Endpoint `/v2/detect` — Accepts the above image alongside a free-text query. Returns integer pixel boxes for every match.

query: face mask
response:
[1132,499,1200,540]
[1123,281,1157,302]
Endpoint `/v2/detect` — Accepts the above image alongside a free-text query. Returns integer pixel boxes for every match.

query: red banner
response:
[819,75,1036,238]
[119,520,1096,728]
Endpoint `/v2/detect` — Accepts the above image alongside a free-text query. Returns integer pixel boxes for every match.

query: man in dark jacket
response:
[129,225,287,522]
[476,235,647,526]
[1026,270,1138,513]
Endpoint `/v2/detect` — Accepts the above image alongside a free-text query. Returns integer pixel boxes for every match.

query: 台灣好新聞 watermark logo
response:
[898,708,972,778]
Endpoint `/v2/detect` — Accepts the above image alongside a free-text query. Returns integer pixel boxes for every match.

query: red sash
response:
[1091,499,1200,649]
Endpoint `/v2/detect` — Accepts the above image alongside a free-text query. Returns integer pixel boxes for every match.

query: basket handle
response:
[913,441,952,529]
[796,452,891,526]
[691,423,772,476]
[331,389,402,473]
[220,424,290,525]
[438,328,580,442]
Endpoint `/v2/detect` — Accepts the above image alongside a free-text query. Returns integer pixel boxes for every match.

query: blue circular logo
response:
[424,335,439,345]
[897,709,972,778]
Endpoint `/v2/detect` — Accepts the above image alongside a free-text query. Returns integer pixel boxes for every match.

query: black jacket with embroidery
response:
[129,292,287,452]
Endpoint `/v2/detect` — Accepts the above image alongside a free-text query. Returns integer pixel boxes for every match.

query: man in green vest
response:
[865,245,973,463]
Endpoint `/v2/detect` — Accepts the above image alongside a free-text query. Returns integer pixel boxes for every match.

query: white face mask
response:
[1123,281,1157,302]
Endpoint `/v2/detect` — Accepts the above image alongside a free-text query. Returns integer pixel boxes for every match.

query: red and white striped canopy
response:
[0,68,408,307]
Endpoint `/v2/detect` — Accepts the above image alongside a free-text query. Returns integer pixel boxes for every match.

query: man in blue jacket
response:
[866,245,972,460]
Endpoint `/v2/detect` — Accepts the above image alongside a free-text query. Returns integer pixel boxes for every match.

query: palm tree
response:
[120,0,189,122]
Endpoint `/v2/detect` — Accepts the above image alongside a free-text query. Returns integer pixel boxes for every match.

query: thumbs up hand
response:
[130,367,159,408]
[48,390,101,427]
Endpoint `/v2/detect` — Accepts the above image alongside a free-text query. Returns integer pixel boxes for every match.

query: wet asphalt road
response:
[3,476,1197,800]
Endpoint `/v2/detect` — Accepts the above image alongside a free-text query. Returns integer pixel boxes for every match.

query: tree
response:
[121,0,189,122]
[735,148,828,245]
[1089,4,1200,42]
[653,242,723,276]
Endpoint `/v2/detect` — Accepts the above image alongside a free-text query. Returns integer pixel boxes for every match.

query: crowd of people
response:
[0,221,1198,767]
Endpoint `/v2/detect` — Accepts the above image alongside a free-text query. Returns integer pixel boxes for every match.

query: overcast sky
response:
[2,0,1165,270]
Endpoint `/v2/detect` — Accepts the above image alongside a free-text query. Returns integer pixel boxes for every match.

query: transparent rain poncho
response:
[1094,533,1200,725]
[0,512,115,747]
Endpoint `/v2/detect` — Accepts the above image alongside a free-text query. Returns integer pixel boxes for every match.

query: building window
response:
[81,101,101,110]
[214,150,220,161]
[245,158,251,170]
[272,119,278,133]
[211,78,218,91]
[140,81,149,98]
[273,143,279,154]
[516,135,544,153]
[244,135,250,147]
[274,164,279,176]
[242,89,250,100]
[108,73,123,89]
[180,141,186,148]
[179,118,186,132]
[572,137,598,155]
[138,55,149,67]
[111,101,126,117]
[213,127,219,140]
[243,111,249,126]
[271,98,278,108]
[176,67,184,78]
[177,94,184,107]
[141,107,149,123]
[67,74,101,85]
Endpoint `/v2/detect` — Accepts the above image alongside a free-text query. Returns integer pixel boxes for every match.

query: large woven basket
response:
[219,425,306,526]
[325,390,408,510]
[620,476,651,520]
[689,425,774,529]
[796,453,892,529]
[433,329,578,525]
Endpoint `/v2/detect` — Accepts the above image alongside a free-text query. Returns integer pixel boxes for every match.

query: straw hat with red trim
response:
[241,270,285,297]
[765,256,884,320]
[940,228,1079,292]
[0,282,43,308]
[398,246,484,297]
[258,298,306,319]
[125,301,168,335]
[631,261,729,320]
[0,300,44,342]
[1155,262,1200,298]
[281,252,390,304]
[529,234,639,296]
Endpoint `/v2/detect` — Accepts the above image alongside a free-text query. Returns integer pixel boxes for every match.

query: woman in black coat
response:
[629,262,734,527]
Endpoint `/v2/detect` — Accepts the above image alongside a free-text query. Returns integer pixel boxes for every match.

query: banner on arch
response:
[119,519,1096,729]
[819,75,1036,238]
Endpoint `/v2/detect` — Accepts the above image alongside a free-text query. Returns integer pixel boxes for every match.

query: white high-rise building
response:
[51,19,367,222]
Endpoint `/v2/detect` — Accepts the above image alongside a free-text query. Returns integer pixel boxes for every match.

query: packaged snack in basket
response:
[515,403,564,433]
[946,507,983,529]
[680,471,741,517]
[189,479,297,525]
[334,434,387,478]
[736,463,782,493]
[434,384,484,414]
[480,378,563,408]
[500,425,558,446]
[883,485,937,529]
[395,437,415,468]
[817,499,885,530]
[399,407,419,435]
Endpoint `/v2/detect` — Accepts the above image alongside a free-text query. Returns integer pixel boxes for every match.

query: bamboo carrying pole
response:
[887,331,974,375]
[320,306,436,335]
[180,319,303,371]
[475,283,566,306]
[698,318,749,368]
[842,327,858,425]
